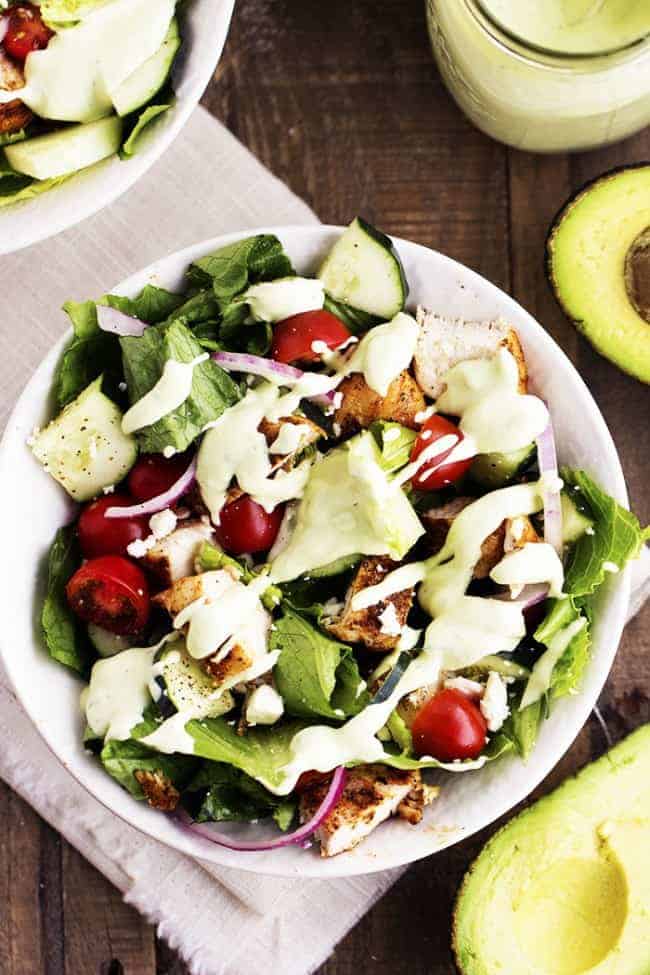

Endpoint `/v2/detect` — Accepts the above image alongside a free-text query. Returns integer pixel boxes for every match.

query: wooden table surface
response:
[2,2,649,973]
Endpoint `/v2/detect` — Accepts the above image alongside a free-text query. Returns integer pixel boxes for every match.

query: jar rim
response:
[466,0,650,67]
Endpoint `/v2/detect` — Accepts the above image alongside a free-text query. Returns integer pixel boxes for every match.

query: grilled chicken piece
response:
[142,518,217,587]
[300,766,438,857]
[203,643,255,685]
[0,51,32,135]
[334,370,425,437]
[134,770,180,811]
[414,310,527,399]
[504,514,540,552]
[259,414,325,470]
[324,557,414,652]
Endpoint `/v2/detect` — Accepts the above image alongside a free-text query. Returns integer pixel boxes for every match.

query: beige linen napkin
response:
[0,106,647,975]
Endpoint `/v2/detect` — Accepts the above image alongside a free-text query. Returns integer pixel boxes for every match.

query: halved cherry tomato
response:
[3,4,52,62]
[411,688,487,762]
[215,494,283,555]
[77,494,148,559]
[410,414,474,491]
[270,310,351,364]
[127,452,190,502]
[66,556,150,635]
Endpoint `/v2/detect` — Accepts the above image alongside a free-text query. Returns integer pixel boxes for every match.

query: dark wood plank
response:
[61,842,156,975]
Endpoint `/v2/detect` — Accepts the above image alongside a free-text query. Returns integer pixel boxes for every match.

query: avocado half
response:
[453,723,650,975]
[546,164,650,384]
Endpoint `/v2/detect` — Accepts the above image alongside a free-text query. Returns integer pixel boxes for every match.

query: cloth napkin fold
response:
[0,106,648,975]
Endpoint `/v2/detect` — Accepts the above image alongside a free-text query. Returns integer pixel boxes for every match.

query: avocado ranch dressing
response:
[427,0,650,152]
[0,0,176,123]
[82,330,572,795]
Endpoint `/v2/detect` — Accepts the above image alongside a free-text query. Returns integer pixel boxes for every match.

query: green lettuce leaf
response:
[271,608,370,720]
[186,717,306,792]
[187,763,296,830]
[39,0,110,23]
[562,468,648,601]
[101,738,197,799]
[370,420,417,473]
[0,150,68,206]
[120,101,172,158]
[56,285,183,407]
[188,235,294,305]
[120,319,240,453]
[41,525,93,675]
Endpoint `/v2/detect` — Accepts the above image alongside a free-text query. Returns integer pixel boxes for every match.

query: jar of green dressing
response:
[426,0,650,152]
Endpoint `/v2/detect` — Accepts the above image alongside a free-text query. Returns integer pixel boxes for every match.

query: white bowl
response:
[0,0,235,256]
[0,226,631,878]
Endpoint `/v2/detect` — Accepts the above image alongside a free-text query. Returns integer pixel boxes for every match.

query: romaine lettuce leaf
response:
[120,319,240,453]
[271,608,370,720]
[120,101,172,158]
[56,285,184,407]
[188,235,294,306]
[186,717,306,792]
[101,738,197,799]
[562,468,648,601]
[187,763,296,830]
[41,525,93,675]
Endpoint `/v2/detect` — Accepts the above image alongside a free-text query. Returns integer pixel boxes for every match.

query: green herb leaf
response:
[187,762,296,830]
[41,525,93,675]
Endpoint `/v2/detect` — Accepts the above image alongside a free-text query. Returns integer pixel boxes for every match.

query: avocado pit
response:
[624,226,650,323]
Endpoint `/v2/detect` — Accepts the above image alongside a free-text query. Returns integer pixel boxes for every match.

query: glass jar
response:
[426,0,650,153]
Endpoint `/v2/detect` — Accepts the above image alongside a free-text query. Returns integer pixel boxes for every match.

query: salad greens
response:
[30,221,648,857]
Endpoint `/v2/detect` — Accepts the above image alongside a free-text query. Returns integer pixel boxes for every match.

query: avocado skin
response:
[452,723,650,975]
[545,163,650,384]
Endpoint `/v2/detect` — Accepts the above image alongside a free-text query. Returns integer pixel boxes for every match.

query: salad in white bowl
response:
[27,219,647,858]
[0,0,186,204]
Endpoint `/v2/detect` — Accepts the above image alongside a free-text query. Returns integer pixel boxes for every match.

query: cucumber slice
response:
[318,217,408,320]
[31,377,137,501]
[111,18,180,117]
[157,644,235,719]
[88,623,132,658]
[470,443,535,489]
[561,492,594,545]
[5,116,123,180]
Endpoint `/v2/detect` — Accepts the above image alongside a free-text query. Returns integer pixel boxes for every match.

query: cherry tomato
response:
[411,688,487,762]
[77,494,148,559]
[215,494,283,555]
[410,415,475,491]
[270,310,351,364]
[66,556,150,635]
[3,4,52,62]
[127,452,190,502]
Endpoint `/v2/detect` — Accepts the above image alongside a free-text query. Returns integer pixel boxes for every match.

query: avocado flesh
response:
[453,724,650,975]
[547,165,650,384]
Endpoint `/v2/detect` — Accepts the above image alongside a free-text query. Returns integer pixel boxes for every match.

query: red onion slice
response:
[536,420,563,554]
[97,305,148,337]
[212,350,337,409]
[496,582,549,609]
[105,455,197,519]
[175,766,347,852]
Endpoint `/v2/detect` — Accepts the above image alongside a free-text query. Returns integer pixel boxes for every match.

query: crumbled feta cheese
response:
[322,597,345,618]
[480,672,510,732]
[127,538,151,559]
[162,445,177,459]
[444,676,484,698]
[585,525,595,536]
[118,382,127,392]
[149,508,177,540]
[378,603,401,636]
[245,685,284,726]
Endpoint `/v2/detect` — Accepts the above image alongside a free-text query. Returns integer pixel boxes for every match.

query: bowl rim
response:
[0,224,631,877]
[0,0,235,256]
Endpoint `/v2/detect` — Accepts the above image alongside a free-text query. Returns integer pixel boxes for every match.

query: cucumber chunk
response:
[157,643,235,719]
[5,116,123,180]
[561,492,594,545]
[111,18,180,117]
[31,377,137,501]
[470,443,535,489]
[88,623,132,658]
[318,217,408,320]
